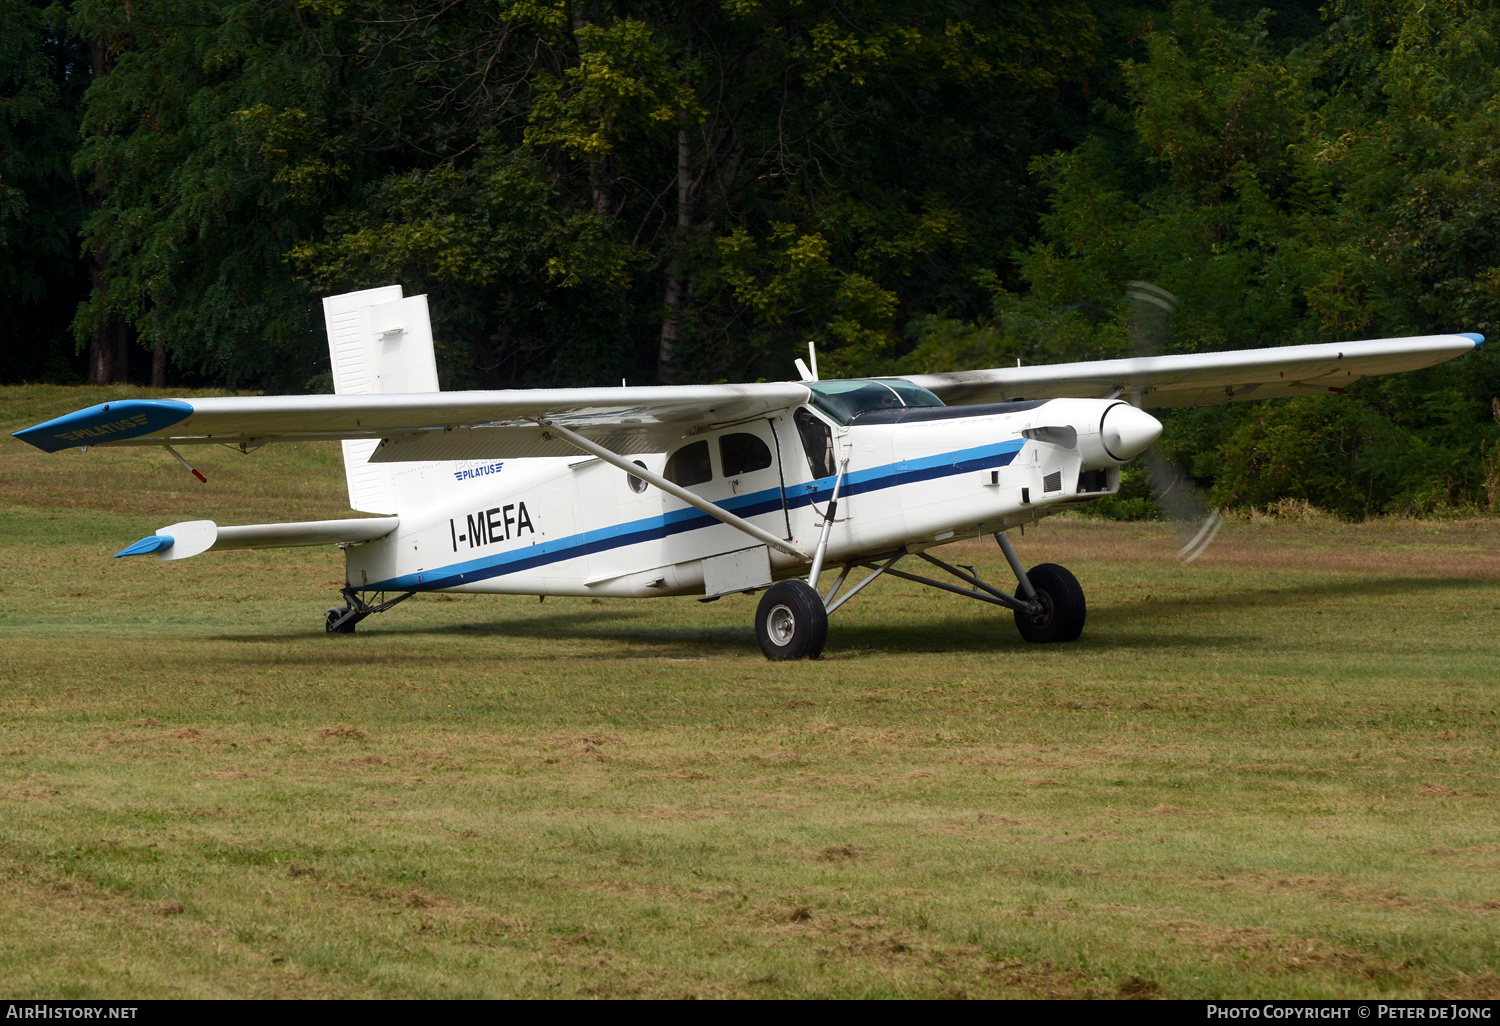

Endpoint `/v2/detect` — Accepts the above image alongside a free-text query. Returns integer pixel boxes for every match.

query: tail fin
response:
[322,286,439,513]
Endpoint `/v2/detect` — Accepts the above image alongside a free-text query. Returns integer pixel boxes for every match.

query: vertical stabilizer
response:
[322,286,440,514]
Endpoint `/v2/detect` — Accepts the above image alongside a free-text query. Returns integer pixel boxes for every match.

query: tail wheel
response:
[1013,563,1086,643]
[755,580,829,660]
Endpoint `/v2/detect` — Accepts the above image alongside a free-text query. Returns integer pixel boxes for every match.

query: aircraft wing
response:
[900,333,1483,409]
[12,383,812,460]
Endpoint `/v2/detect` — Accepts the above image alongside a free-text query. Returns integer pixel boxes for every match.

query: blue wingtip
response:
[1460,332,1485,346]
[13,398,193,453]
[114,535,173,558]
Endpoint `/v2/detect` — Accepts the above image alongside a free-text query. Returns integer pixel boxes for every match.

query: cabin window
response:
[664,440,712,487]
[627,460,649,494]
[719,432,773,477]
[793,408,836,480]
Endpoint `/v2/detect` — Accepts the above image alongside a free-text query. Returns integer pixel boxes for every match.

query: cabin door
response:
[658,419,792,564]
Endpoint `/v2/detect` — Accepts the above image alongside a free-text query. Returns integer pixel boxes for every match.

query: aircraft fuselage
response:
[344,397,1134,598]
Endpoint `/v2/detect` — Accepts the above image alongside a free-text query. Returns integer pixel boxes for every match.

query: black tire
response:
[325,608,356,634]
[755,580,829,660]
[1013,563,1086,643]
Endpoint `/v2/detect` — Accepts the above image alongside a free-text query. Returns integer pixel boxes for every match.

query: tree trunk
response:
[86,244,115,385]
[85,39,128,386]
[658,273,686,384]
[115,317,129,382]
[151,336,167,387]
[657,126,695,384]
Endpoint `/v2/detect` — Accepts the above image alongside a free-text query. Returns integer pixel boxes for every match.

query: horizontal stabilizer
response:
[114,517,399,561]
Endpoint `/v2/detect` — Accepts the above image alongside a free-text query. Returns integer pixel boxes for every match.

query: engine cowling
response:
[1023,399,1162,468]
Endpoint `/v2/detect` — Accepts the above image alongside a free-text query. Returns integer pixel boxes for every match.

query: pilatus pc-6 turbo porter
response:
[15,286,1481,659]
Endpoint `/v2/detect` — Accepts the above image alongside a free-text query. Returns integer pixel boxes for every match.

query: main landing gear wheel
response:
[756,580,829,661]
[1013,563,1086,644]
[325,607,357,634]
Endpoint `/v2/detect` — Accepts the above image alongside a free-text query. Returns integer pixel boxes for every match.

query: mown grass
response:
[2,385,1499,998]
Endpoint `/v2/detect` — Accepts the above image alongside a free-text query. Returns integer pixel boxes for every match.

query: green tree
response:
[0,0,89,382]
[212,0,1103,387]
[68,0,364,388]
[905,0,1500,516]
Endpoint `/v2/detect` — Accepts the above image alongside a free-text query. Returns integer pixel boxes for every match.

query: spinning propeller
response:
[1126,282,1222,564]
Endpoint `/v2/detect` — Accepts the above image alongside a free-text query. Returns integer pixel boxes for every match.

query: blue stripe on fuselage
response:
[365,438,1025,591]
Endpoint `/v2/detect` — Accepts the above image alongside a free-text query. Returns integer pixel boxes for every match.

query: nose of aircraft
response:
[1100,403,1162,462]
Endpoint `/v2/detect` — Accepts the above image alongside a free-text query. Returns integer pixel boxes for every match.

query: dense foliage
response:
[0,0,88,382]
[4,0,1500,513]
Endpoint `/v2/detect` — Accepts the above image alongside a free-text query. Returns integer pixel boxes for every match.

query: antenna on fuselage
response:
[795,341,820,382]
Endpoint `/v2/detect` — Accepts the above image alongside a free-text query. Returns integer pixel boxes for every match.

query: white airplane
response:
[15,285,1481,659]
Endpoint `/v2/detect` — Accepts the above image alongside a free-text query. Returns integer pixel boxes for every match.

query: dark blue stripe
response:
[368,438,1024,591]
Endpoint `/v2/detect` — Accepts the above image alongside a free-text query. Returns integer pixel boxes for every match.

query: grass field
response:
[2,384,1499,999]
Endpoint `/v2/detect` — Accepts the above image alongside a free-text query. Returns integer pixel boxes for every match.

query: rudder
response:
[322,286,440,513]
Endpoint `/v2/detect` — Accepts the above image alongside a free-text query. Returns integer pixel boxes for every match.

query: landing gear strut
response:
[324,586,415,634]
[994,531,1085,642]
[759,530,1084,658]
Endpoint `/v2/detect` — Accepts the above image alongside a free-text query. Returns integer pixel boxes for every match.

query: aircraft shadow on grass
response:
[214,574,1492,660]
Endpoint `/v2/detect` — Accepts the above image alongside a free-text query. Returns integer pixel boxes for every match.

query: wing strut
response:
[536,418,810,561]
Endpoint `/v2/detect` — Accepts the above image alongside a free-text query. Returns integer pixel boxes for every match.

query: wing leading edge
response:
[13,383,812,459]
[901,333,1482,408]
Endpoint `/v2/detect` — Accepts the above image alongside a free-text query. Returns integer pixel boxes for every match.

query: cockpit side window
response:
[793,408,836,480]
[664,440,712,487]
[876,378,945,409]
[805,378,944,424]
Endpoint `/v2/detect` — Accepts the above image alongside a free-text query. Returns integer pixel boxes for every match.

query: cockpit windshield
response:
[805,378,945,425]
